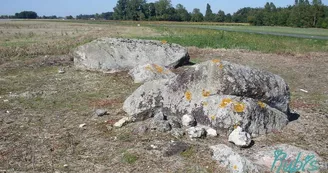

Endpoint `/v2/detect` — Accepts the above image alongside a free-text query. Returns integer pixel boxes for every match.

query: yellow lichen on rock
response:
[219,98,232,108]
[185,91,192,101]
[202,89,211,97]
[233,102,246,113]
[219,63,224,69]
[258,101,266,108]
[210,115,216,121]
[144,65,152,71]
[233,165,238,170]
[202,101,208,106]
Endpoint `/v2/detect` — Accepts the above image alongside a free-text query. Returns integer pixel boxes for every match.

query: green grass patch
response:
[180,147,195,158]
[122,151,138,164]
[140,26,328,54]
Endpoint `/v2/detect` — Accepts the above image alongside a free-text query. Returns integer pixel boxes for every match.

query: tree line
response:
[1,0,327,28]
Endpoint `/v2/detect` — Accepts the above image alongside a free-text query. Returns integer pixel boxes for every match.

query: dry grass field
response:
[0,20,327,172]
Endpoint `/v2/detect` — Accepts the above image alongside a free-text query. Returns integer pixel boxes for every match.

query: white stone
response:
[186,127,206,138]
[228,126,251,147]
[182,114,196,127]
[206,128,218,137]
[79,123,86,128]
[114,117,133,128]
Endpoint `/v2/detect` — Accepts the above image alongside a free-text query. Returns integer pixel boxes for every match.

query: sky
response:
[1,0,328,17]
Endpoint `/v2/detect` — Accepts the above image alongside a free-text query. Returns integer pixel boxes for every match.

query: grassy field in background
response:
[140,26,328,54]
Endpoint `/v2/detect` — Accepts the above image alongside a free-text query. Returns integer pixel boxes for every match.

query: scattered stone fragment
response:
[206,128,218,137]
[106,125,113,131]
[167,116,181,128]
[228,126,251,147]
[171,128,185,138]
[114,117,134,128]
[132,125,148,135]
[182,114,196,127]
[150,144,158,149]
[95,109,107,116]
[79,123,86,128]
[163,141,190,157]
[150,120,171,132]
[210,144,261,173]
[58,68,65,74]
[3,99,9,102]
[186,127,206,139]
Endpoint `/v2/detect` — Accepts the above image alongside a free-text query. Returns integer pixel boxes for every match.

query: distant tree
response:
[113,0,128,20]
[176,4,191,21]
[205,3,215,22]
[191,8,204,22]
[155,0,172,19]
[126,0,146,20]
[15,11,38,19]
[225,13,232,22]
[100,12,114,20]
[215,10,225,22]
[66,15,74,19]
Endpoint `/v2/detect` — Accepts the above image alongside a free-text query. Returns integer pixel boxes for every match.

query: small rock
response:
[114,117,133,128]
[167,116,181,128]
[150,144,158,149]
[153,111,165,121]
[182,114,196,127]
[6,110,10,114]
[58,69,65,74]
[150,120,171,132]
[228,126,251,147]
[95,109,107,116]
[132,125,148,135]
[3,99,9,102]
[186,127,206,139]
[106,125,113,131]
[163,141,190,157]
[79,123,86,128]
[206,128,218,137]
[171,128,185,138]
[300,89,309,93]
[63,164,68,168]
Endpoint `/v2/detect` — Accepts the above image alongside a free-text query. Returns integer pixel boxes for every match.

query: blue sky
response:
[1,0,328,17]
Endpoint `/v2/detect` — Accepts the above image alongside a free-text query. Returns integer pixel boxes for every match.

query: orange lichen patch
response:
[219,98,232,108]
[211,59,220,64]
[153,64,164,73]
[161,40,167,44]
[202,89,211,97]
[258,101,266,108]
[233,165,238,170]
[202,102,208,106]
[233,122,241,129]
[219,63,224,69]
[233,102,246,113]
[185,91,192,101]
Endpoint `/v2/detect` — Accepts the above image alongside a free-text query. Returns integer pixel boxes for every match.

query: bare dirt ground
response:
[0,21,327,173]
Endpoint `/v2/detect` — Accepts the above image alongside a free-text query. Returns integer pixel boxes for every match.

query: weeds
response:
[122,151,138,164]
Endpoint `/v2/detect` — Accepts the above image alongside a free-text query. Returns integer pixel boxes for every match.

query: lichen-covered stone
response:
[129,63,176,83]
[123,60,290,136]
[72,38,190,72]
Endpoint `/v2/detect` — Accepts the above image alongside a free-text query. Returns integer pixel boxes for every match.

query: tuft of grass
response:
[140,26,328,54]
[180,147,195,158]
[122,151,138,164]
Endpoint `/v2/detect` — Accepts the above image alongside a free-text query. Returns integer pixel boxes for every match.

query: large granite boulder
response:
[72,38,190,72]
[123,60,290,136]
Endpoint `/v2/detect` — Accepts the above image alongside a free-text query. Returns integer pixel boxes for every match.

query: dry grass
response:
[0,20,327,172]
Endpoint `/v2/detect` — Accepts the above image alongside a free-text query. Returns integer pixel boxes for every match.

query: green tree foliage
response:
[216,10,225,22]
[15,11,38,19]
[191,8,204,22]
[204,3,214,21]
[176,4,191,21]
[113,0,128,20]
